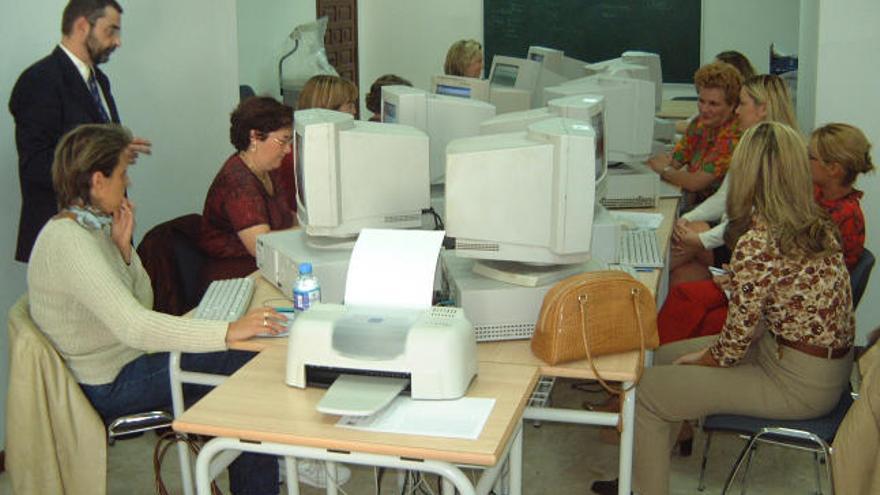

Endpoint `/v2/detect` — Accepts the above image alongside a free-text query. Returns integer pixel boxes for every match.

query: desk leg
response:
[195,437,482,495]
[284,457,299,495]
[618,382,636,495]
[508,425,523,495]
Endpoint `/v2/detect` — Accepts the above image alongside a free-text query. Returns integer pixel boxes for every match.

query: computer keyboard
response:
[618,229,664,268]
[194,277,255,321]
[607,263,639,277]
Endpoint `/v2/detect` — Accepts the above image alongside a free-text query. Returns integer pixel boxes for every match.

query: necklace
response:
[239,152,274,193]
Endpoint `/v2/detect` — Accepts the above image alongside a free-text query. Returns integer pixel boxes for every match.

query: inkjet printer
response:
[286,303,478,409]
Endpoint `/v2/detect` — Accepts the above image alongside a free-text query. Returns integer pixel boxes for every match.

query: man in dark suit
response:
[9,0,150,262]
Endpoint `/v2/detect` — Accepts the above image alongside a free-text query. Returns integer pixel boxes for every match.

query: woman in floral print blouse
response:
[647,61,744,209]
[592,122,854,495]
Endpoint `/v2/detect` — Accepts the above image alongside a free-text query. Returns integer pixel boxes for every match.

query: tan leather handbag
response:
[531,271,659,393]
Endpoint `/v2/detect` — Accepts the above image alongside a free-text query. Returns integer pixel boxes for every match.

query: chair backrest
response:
[137,214,206,315]
[851,248,875,308]
[6,295,108,495]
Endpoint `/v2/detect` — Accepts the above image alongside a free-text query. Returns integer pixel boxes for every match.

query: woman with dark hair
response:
[199,96,296,279]
[365,74,412,122]
[29,123,285,495]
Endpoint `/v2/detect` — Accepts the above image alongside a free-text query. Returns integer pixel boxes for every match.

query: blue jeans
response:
[81,350,279,495]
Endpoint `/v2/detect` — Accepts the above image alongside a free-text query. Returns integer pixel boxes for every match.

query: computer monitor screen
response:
[445,117,599,265]
[382,85,496,184]
[543,76,654,163]
[491,63,519,87]
[430,75,490,102]
[294,109,430,243]
[383,100,398,123]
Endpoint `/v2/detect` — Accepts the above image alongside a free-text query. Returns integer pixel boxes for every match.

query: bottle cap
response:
[298,262,313,275]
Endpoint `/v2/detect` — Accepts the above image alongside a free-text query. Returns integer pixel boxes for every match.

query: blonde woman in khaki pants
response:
[593,122,855,495]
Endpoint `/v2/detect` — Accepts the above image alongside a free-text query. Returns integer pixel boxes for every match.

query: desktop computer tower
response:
[255,230,351,303]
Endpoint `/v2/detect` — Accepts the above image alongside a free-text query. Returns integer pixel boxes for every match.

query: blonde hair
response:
[810,123,875,186]
[725,122,838,257]
[444,39,482,77]
[52,124,132,208]
[296,75,358,112]
[694,61,743,107]
[742,74,798,129]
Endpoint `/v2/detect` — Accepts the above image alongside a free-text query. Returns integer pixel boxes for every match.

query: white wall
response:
[701,0,800,72]
[357,0,483,118]
[0,0,239,449]
[236,0,316,98]
[813,0,880,345]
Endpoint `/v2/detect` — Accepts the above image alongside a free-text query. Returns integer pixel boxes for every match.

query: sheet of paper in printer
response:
[317,228,447,417]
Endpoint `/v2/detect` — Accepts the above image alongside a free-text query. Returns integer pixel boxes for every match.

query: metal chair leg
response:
[813,451,823,495]
[721,435,759,495]
[698,431,713,491]
[739,443,757,495]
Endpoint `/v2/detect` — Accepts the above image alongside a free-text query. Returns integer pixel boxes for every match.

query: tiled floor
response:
[0,378,830,494]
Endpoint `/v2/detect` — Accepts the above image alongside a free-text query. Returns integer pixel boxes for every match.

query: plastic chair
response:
[849,248,875,307]
[5,295,173,494]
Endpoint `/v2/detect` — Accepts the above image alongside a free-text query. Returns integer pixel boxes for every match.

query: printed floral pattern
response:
[709,218,854,366]
[672,115,741,204]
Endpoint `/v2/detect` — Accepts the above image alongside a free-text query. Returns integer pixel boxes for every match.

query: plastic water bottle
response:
[293,262,321,311]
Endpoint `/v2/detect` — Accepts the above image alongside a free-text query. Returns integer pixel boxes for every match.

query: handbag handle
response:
[578,287,648,396]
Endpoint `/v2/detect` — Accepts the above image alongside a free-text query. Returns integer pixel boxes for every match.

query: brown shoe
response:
[582,395,621,413]
[598,426,621,445]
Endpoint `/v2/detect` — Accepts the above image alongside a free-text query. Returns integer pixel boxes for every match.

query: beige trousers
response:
[832,343,880,495]
[633,332,852,495]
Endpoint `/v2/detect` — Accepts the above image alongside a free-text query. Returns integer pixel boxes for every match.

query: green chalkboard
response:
[484,0,701,83]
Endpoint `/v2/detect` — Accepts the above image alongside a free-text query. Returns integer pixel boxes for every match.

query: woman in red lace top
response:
[199,97,295,279]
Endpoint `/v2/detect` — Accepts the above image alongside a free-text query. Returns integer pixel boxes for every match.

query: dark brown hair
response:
[62,0,123,35]
[229,97,293,152]
[715,50,756,80]
[366,74,413,115]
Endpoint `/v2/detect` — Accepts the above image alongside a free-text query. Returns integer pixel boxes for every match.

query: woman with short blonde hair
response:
[444,39,483,78]
[297,74,359,116]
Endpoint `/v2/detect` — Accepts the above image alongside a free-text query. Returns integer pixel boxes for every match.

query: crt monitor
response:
[445,117,602,265]
[294,108,430,244]
[527,46,589,80]
[585,51,663,110]
[430,74,490,102]
[478,94,608,203]
[488,55,568,113]
[543,75,654,163]
[382,85,496,185]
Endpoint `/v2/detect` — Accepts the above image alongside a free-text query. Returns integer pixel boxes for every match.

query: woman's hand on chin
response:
[111,198,135,264]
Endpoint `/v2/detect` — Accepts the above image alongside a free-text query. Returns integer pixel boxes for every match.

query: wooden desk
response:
[657,99,697,120]
[475,196,678,495]
[174,347,539,495]
[177,196,679,495]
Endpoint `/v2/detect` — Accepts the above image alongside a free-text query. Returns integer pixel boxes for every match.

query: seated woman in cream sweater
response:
[27,124,285,495]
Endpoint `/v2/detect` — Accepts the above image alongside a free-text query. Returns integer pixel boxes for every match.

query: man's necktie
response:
[87,69,110,123]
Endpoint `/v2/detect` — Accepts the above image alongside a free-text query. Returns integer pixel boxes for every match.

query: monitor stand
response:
[305,233,358,251]
[471,259,587,287]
